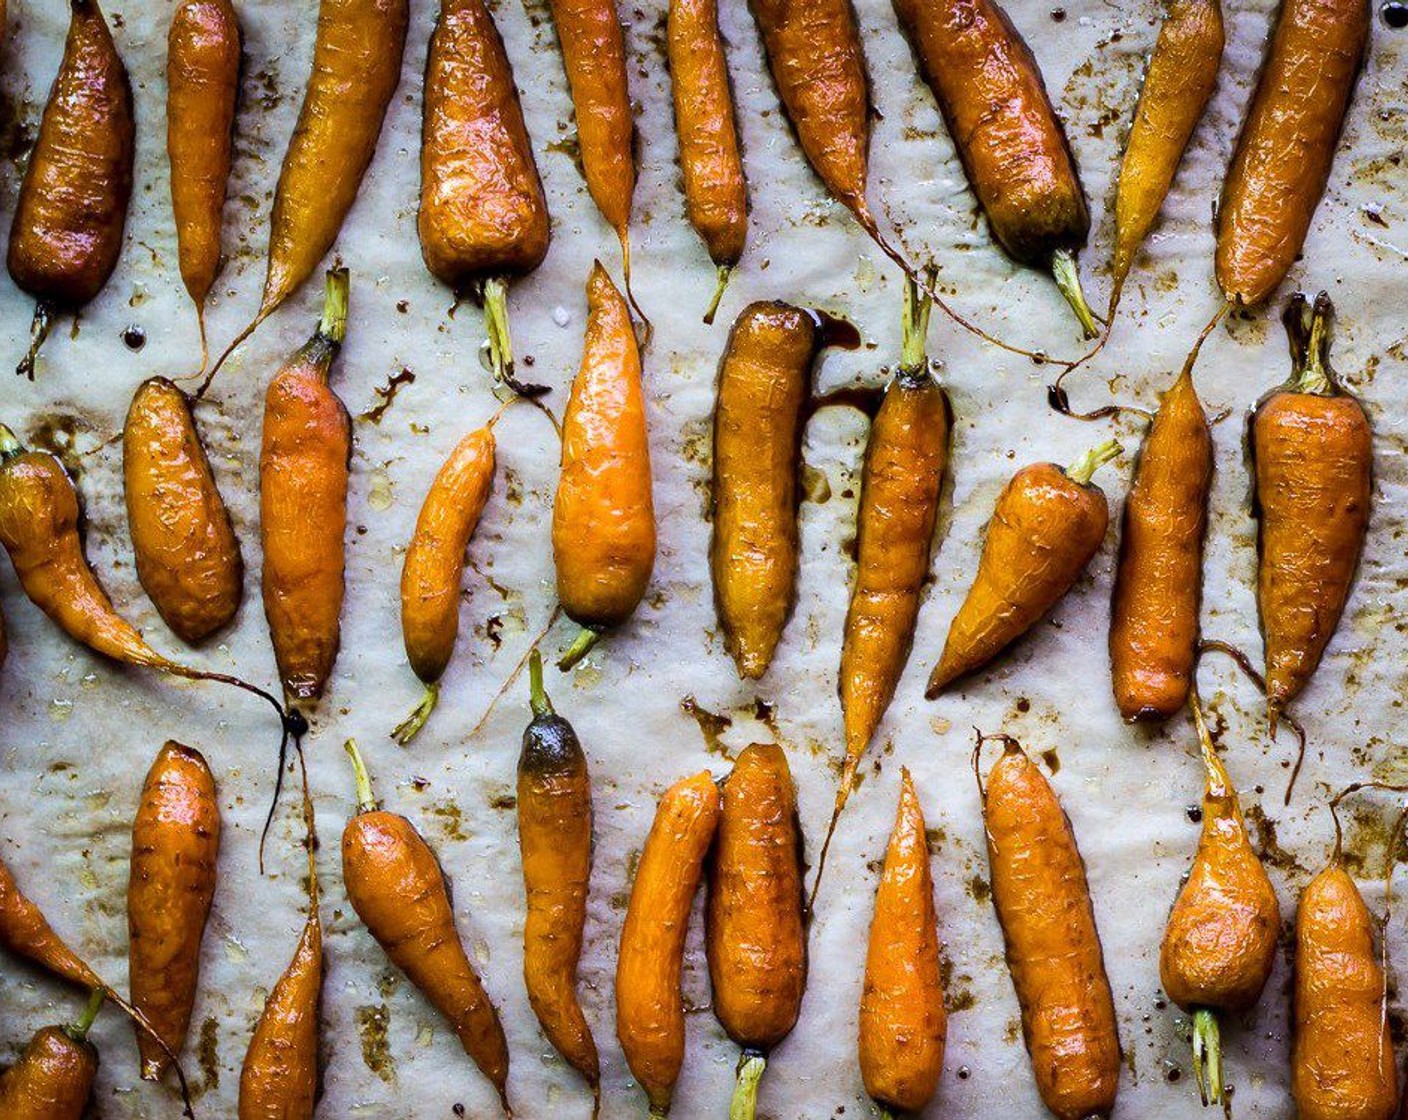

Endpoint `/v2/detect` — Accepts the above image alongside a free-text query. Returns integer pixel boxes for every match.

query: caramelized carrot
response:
[616,771,721,1117]
[123,377,243,645]
[128,740,220,1082]
[706,744,806,1120]
[167,0,241,366]
[981,736,1121,1119]
[518,650,598,1104]
[0,854,101,991]
[552,263,655,669]
[394,409,500,743]
[420,0,551,393]
[858,769,946,1118]
[1159,689,1279,1109]
[1109,363,1211,721]
[0,990,103,1120]
[341,739,511,1113]
[1253,292,1370,728]
[666,0,747,322]
[260,268,352,710]
[926,439,1121,696]
[1217,0,1368,306]
[9,0,134,380]
[1108,0,1224,316]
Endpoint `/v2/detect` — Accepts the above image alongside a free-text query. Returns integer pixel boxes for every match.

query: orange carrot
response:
[0,990,103,1120]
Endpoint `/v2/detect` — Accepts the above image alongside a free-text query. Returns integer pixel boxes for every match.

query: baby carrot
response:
[394,407,501,743]
[518,649,598,1105]
[1108,0,1223,317]
[1159,690,1279,1109]
[926,439,1122,696]
[858,769,946,1118]
[0,989,103,1120]
[341,739,511,1113]
[666,0,747,322]
[616,771,721,1117]
[1217,0,1368,307]
[1253,292,1370,728]
[980,735,1121,1120]
[552,263,656,669]
[167,0,241,367]
[706,744,806,1120]
[9,0,134,380]
[128,740,221,1082]
[0,854,101,991]
[1109,362,1212,722]
[420,0,551,394]
[260,268,352,711]
[123,377,243,645]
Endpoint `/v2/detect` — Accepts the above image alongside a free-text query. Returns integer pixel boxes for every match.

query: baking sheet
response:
[1,0,1407,1115]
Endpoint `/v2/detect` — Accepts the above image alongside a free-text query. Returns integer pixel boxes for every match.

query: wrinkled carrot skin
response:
[0,1025,98,1119]
[711,303,821,679]
[1109,0,1223,303]
[546,0,635,235]
[840,373,949,775]
[124,377,244,645]
[261,0,409,315]
[1216,0,1368,306]
[927,458,1112,697]
[237,912,322,1119]
[420,0,550,288]
[518,667,598,1089]
[167,0,241,316]
[892,0,1085,266]
[343,808,510,1105]
[616,771,722,1115]
[8,0,134,310]
[667,0,747,268]
[401,425,496,685]
[859,769,946,1114]
[260,277,351,706]
[128,741,220,1081]
[0,855,102,990]
[552,263,656,631]
[984,743,1120,1120]
[707,744,806,1052]
[1292,863,1397,1120]
[1109,368,1211,722]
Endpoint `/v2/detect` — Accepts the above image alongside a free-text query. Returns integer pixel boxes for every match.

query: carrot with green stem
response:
[0,988,104,1120]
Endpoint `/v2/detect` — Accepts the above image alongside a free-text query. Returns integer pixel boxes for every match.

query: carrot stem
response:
[67,987,106,1041]
[898,273,932,379]
[318,267,350,347]
[344,738,378,814]
[1065,438,1122,486]
[0,423,21,459]
[16,302,53,381]
[1051,249,1099,340]
[703,266,732,326]
[557,627,600,672]
[527,648,554,716]
[484,276,514,385]
[729,1053,766,1120]
[1192,1007,1223,1108]
[1295,292,1334,397]
[390,682,439,746]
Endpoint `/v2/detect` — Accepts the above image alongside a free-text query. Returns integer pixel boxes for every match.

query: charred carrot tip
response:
[729,1053,767,1120]
[1051,250,1099,340]
[703,266,732,326]
[16,303,53,381]
[527,648,554,716]
[390,682,440,746]
[557,627,601,671]
[1065,438,1122,485]
[343,738,377,814]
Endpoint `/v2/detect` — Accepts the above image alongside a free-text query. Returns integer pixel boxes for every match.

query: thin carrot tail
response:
[194,304,210,378]
[101,986,196,1117]
[194,306,269,399]
[618,227,652,348]
[808,768,853,914]
[467,604,563,740]
[16,302,54,381]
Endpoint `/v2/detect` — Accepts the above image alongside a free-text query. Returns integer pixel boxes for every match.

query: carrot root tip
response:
[729,1053,766,1120]
[391,682,439,746]
[1051,250,1100,341]
[1192,1007,1223,1108]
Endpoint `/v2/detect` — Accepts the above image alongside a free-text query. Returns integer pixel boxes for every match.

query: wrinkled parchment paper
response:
[1,0,1407,1115]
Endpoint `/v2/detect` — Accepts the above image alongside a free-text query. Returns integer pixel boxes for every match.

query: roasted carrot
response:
[518,649,598,1105]
[858,768,946,1119]
[926,439,1122,696]
[1108,0,1224,317]
[1109,363,1212,722]
[666,0,747,323]
[616,770,721,1117]
[128,740,220,1082]
[0,989,103,1120]
[1159,689,1279,1109]
[123,377,243,645]
[341,739,511,1113]
[1253,292,1370,728]
[420,0,551,394]
[706,743,806,1120]
[711,302,858,679]
[0,854,101,991]
[552,262,655,669]
[1217,0,1368,307]
[260,268,352,710]
[394,407,502,743]
[167,0,241,367]
[980,735,1121,1120]
[9,0,134,380]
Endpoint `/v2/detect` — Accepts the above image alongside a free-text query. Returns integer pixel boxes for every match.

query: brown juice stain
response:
[1242,803,1308,875]
[1040,748,1060,774]
[356,1004,396,1084]
[968,874,991,904]
[429,800,468,842]
[359,368,417,424]
[197,1016,220,1095]
[681,696,733,759]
